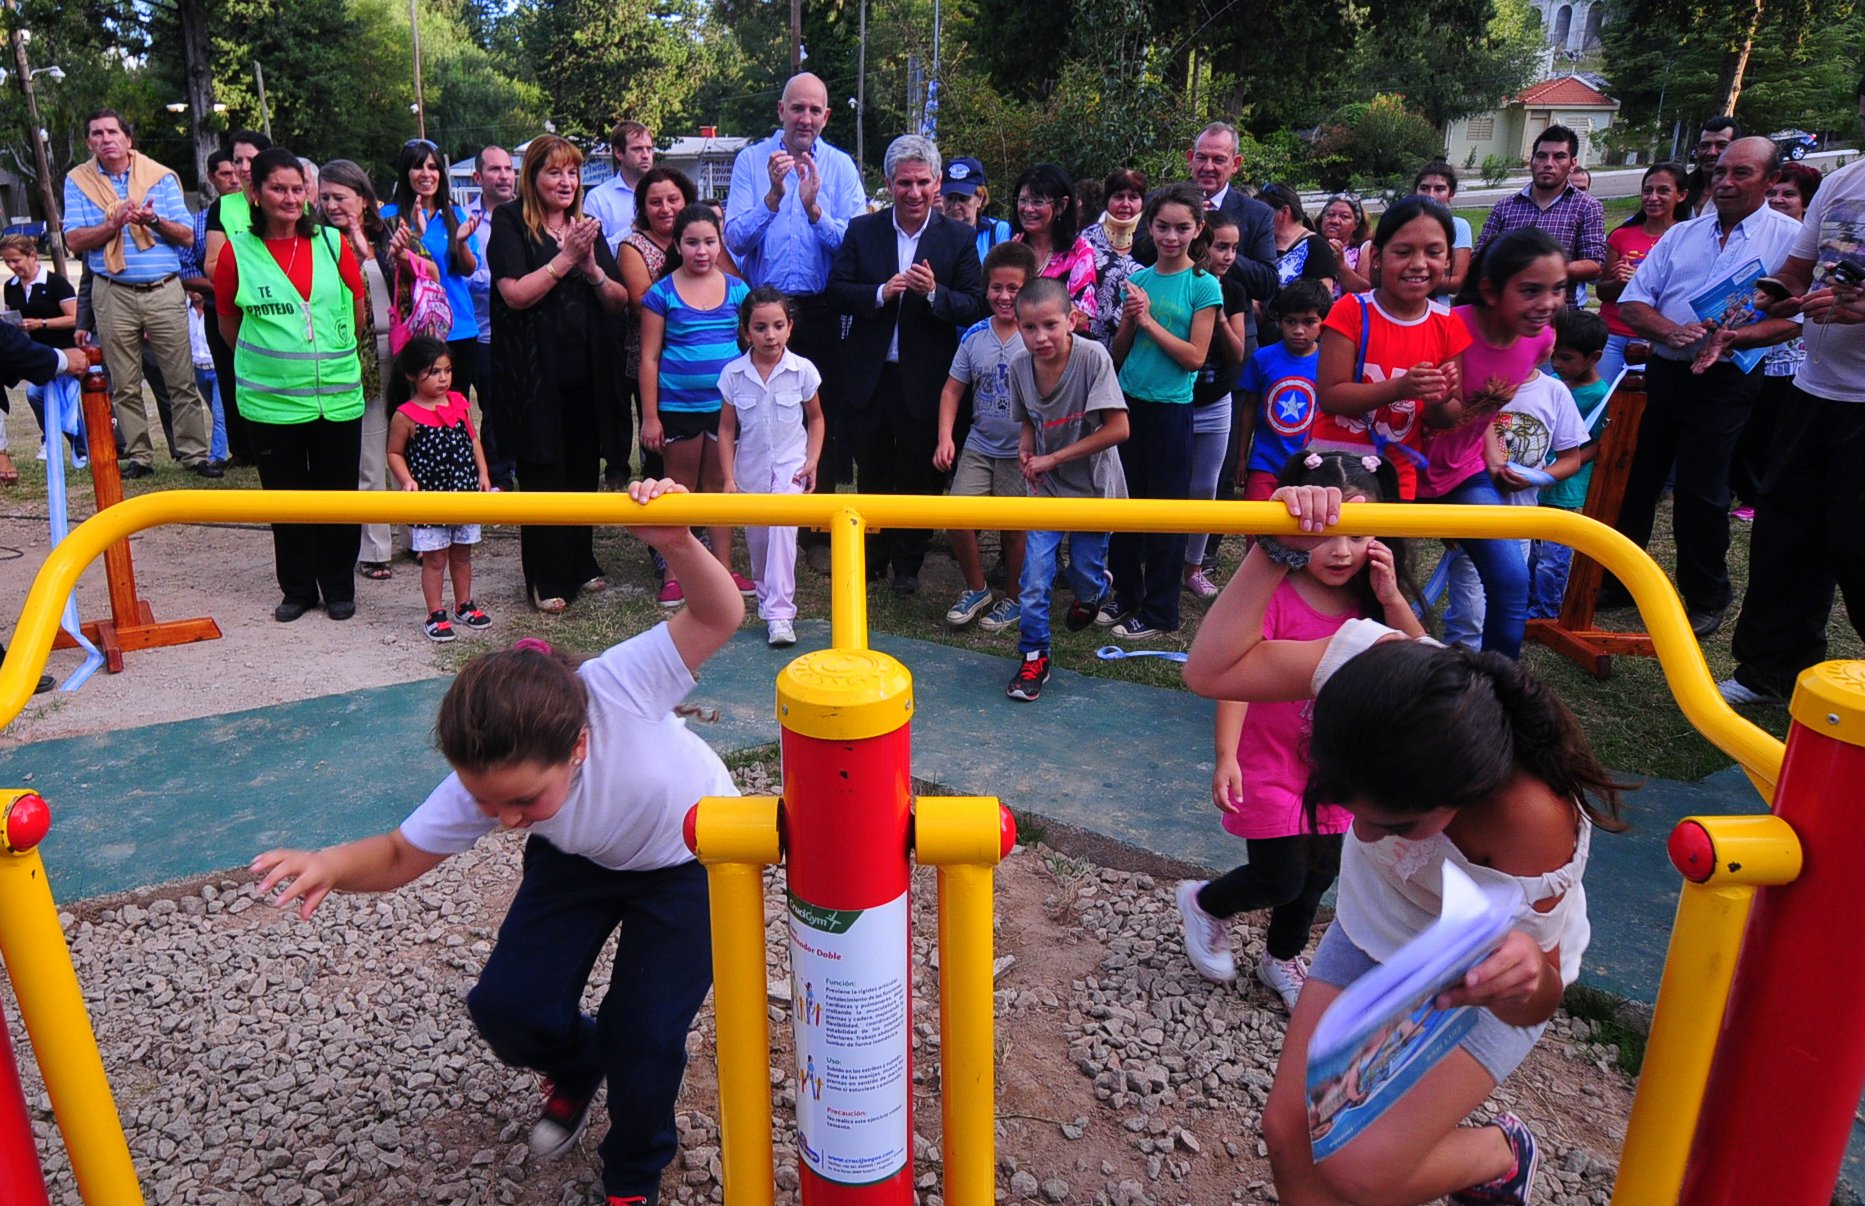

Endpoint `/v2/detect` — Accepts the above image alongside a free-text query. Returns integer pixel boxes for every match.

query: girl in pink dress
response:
[1174,449,1425,1009]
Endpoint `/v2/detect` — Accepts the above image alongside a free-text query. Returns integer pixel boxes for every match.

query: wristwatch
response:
[1257,535,1310,572]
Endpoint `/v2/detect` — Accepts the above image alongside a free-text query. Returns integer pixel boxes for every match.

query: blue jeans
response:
[195,366,228,463]
[466,838,712,1198]
[1428,472,1530,657]
[1019,528,1109,653]
[1528,524,1577,620]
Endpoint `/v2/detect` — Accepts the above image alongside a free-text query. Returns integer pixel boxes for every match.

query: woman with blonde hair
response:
[487,134,630,613]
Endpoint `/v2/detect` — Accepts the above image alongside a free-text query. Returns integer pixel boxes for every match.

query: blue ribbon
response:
[41,376,104,691]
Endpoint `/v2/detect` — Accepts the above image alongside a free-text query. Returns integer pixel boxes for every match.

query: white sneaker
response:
[1257,953,1309,1011]
[1175,880,1236,982]
[1717,676,1781,706]
[767,618,797,647]
[34,444,46,462]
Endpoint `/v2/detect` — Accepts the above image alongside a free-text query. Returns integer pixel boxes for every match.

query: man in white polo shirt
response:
[1611,135,1801,638]
[1723,82,1865,704]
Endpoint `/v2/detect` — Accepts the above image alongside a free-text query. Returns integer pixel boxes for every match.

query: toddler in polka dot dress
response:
[387,335,494,643]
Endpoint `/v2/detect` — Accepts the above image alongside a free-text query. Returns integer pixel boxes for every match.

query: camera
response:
[1829,257,1865,288]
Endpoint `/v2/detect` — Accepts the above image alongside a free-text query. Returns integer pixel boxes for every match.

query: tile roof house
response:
[1444,75,1621,172]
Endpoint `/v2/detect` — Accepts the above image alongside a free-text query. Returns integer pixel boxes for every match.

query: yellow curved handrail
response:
[0,491,1784,791]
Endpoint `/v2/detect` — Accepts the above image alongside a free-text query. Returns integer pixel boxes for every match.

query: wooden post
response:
[1525,351,1656,677]
[49,350,222,672]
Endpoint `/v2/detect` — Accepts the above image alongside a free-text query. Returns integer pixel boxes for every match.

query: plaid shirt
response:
[1475,183,1607,307]
[61,164,191,284]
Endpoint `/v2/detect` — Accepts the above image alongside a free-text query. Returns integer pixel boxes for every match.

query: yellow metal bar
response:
[701,860,776,1206]
[688,796,781,1206]
[916,797,1010,1206]
[934,862,996,1206]
[828,505,868,651]
[1613,815,1801,1205]
[0,798,143,1204]
[0,493,1782,790]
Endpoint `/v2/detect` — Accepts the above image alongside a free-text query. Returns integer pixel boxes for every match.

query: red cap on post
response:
[2,794,50,854]
[998,804,1017,860]
[1668,819,1715,884]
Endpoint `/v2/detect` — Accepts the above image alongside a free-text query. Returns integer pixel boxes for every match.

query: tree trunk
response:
[179,0,217,191]
[1713,0,1765,116]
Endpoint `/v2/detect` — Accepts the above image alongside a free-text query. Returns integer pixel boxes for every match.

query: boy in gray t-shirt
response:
[1004,278,1130,703]
[936,241,1039,634]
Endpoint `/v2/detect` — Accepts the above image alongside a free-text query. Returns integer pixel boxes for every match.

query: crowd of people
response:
[18,68,1865,1206]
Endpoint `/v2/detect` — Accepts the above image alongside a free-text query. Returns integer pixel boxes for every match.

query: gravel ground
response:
[6,760,1632,1205]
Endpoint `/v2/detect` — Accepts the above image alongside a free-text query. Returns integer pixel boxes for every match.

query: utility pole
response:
[178,0,217,191]
[252,61,273,140]
[5,0,64,275]
[790,0,802,71]
[409,0,427,140]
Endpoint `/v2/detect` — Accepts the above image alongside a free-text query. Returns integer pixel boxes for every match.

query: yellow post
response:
[916,796,1015,1206]
[0,791,143,1205]
[829,505,869,651]
[1612,814,1801,1206]
[686,795,782,1206]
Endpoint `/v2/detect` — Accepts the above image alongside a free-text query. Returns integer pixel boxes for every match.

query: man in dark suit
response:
[1133,120,1280,570]
[826,134,985,595]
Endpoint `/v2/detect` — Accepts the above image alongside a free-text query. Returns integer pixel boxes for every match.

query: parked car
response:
[1770,129,1821,160]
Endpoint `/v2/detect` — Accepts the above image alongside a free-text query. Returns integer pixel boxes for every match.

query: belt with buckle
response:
[104,274,177,292]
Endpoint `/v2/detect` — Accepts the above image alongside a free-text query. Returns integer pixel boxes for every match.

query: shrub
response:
[1308,94,1443,192]
[1480,153,1515,188]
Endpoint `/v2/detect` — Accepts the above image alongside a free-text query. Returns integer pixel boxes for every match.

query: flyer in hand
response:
[1688,258,1770,373]
[1305,863,1521,1159]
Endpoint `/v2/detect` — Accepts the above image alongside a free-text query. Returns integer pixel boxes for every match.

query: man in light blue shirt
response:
[62,108,216,477]
[726,71,869,516]
[584,120,656,253]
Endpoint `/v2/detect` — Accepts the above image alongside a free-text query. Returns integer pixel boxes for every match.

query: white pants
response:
[738,445,806,621]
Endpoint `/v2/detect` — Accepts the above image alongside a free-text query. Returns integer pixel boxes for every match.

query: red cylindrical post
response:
[777,650,916,1205]
[0,998,52,1206]
[1681,662,1865,1204]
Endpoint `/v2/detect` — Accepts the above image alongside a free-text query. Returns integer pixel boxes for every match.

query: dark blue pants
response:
[1110,396,1194,631]
[466,839,712,1198]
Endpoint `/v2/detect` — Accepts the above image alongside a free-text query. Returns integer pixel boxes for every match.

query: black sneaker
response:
[529,1080,596,1157]
[453,601,492,630]
[1006,650,1051,702]
[1065,595,1103,632]
[423,609,456,643]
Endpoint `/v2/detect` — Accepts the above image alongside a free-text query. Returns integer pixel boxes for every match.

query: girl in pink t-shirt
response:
[1174,451,1425,1009]
[1419,228,1567,660]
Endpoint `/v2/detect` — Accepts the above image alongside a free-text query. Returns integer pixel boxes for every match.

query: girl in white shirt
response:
[252,479,743,1206]
[717,286,826,648]
[1185,483,1629,1206]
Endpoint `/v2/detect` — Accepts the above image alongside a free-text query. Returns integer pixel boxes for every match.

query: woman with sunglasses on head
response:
[488,134,631,615]
[381,138,483,404]
[215,148,369,624]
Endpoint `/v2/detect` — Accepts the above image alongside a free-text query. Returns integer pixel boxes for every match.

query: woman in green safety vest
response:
[214,147,370,625]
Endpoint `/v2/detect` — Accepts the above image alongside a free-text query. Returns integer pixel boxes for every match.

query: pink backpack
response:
[389,254,452,353]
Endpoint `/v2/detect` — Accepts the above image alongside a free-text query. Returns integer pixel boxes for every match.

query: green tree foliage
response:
[1602,0,1859,158]
[0,0,161,213]
[1343,0,1545,128]
[519,0,716,139]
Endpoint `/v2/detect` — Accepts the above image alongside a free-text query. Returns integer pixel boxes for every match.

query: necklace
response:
[266,230,301,276]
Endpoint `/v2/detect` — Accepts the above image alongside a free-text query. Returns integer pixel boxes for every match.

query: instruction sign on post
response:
[789,889,910,1185]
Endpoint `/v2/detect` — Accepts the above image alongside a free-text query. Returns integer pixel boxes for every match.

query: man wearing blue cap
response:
[941,157,1013,264]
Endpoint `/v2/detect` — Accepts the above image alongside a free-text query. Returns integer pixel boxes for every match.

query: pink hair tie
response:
[512,637,554,655]
[1303,452,1324,469]
[1362,455,1382,473]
